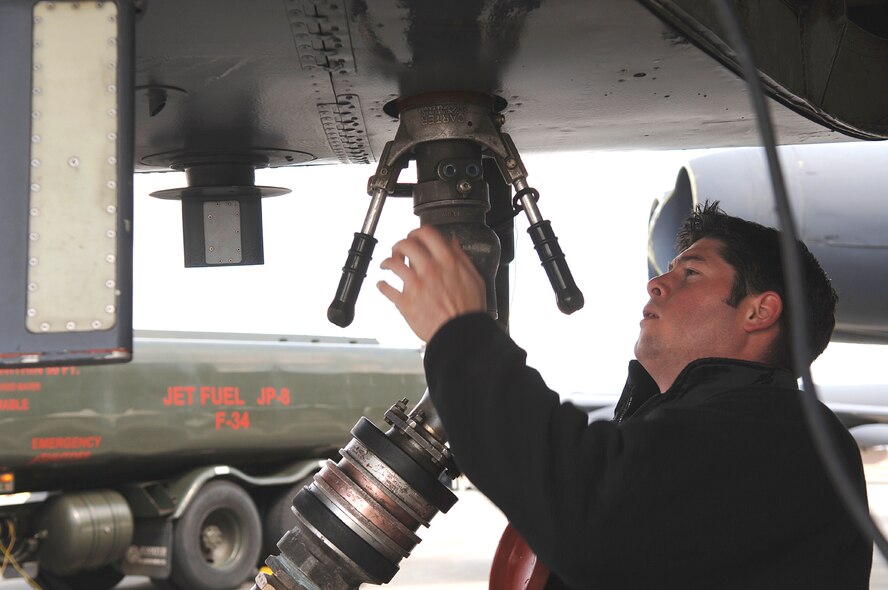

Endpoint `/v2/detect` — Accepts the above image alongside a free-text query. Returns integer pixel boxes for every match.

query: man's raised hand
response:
[377,225,486,342]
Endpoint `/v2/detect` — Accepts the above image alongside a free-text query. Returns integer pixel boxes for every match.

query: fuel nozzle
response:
[412,139,500,318]
[327,91,583,328]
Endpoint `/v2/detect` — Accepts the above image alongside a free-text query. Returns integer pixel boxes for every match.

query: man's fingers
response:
[448,237,475,267]
[380,255,412,284]
[390,235,436,274]
[408,225,455,261]
[389,226,463,276]
[376,280,402,306]
[378,226,488,342]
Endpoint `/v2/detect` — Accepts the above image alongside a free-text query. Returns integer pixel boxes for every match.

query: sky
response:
[132,149,886,398]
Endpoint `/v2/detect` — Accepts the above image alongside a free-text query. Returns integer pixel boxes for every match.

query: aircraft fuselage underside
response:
[132,0,888,173]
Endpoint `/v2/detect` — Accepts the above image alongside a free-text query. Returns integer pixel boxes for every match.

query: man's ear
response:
[744,291,783,333]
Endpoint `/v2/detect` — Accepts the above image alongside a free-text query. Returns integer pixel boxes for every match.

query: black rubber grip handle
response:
[328,232,378,327]
[527,220,585,314]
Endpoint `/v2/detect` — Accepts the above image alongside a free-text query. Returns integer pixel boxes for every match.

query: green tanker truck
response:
[0,330,426,590]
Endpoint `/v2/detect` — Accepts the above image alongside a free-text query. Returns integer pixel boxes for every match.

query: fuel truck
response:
[0,330,426,590]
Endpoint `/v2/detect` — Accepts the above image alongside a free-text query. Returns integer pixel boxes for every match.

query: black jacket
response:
[425,313,872,589]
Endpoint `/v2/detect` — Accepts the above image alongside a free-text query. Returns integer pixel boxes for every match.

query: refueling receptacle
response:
[327,91,584,328]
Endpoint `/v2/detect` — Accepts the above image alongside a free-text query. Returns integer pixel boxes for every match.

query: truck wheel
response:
[261,476,313,558]
[168,480,262,590]
[36,566,124,590]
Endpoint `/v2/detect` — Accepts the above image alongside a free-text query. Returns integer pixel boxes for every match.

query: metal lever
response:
[527,218,584,314]
[503,146,584,315]
[327,125,403,328]
[327,187,387,328]
[328,140,405,328]
[327,233,378,327]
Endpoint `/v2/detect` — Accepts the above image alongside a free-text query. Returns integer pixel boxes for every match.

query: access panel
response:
[0,0,134,367]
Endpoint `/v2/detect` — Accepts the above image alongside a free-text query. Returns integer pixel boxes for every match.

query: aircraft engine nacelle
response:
[648,142,888,345]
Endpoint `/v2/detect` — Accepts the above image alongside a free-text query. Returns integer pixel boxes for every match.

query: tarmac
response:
[3,450,888,589]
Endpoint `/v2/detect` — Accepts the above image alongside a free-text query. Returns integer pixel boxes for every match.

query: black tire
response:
[261,476,314,558]
[167,480,262,590]
[37,566,124,590]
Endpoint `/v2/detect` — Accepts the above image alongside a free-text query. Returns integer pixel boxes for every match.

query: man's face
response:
[635,237,749,381]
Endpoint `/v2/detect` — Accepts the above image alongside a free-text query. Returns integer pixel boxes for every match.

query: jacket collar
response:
[614,358,796,423]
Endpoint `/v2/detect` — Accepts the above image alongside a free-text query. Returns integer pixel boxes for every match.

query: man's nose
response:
[647,274,666,297]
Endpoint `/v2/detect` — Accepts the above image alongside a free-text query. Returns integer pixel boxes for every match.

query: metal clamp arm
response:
[496,136,585,315]
[527,219,584,314]
[327,142,403,328]
[327,228,379,328]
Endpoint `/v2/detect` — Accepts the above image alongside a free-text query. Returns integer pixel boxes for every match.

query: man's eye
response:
[684,268,698,276]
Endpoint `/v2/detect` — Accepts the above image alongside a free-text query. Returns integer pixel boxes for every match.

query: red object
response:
[489,522,550,589]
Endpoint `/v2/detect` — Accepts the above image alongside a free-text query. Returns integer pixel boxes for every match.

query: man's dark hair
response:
[675,201,838,372]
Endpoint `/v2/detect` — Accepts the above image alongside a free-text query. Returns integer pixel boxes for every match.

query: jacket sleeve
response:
[424,313,650,585]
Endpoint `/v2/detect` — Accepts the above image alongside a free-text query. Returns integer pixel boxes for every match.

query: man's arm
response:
[422,313,634,585]
[376,227,636,583]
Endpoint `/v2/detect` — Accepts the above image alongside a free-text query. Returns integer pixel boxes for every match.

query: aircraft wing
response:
[1,0,887,366]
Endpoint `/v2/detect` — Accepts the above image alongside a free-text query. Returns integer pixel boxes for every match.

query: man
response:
[377,203,872,589]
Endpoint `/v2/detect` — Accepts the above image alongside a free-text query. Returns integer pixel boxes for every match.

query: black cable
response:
[712,0,888,560]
